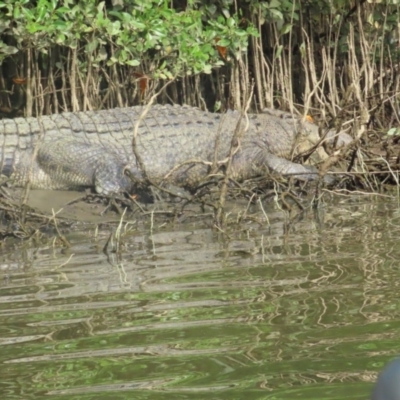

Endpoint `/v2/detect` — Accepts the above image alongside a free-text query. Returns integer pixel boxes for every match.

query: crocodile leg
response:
[229,145,320,182]
[33,141,134,195]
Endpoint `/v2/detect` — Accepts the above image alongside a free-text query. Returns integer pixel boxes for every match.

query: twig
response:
[215,83,254,227]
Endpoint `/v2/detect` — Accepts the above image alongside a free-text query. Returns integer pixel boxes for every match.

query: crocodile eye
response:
[123,167,138,181]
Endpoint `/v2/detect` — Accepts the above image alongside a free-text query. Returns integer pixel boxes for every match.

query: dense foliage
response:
[0,0,398,124]
[0,0,257,75]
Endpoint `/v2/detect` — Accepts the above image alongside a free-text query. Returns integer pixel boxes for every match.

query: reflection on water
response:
[1,195,400,400]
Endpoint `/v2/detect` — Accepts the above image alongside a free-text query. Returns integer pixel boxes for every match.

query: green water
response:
[1,195,400,400]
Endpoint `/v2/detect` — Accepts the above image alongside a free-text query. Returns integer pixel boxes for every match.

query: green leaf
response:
[52,19,67,30]
[96,46,107,61]
[129,19,146,29]
[13,6,21,19]
[85,39,99,53]
[280,23,292,35]
[37,3,48,21]
[207,4,217,14]
[125,59,140,66]
[222,8,230,18]
[270,8,284,21]
[387,127,400,136]
[55,34,66,44]
[1,45,18,55]
[106,56,118,66]
[97,1,105,12]
[275,44,283,59]
[106,20,121,36]
[22,7,35,20]
[67,39,77,49]
[217,38,230,47]
[269,0,281,7]
[203,64,212,74]
[0,20,8,33]
[226,17,236,28]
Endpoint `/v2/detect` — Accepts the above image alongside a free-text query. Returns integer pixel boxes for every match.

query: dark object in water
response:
[372,358,400,400]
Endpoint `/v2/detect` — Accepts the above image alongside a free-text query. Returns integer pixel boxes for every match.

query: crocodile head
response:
[294,118,353,162]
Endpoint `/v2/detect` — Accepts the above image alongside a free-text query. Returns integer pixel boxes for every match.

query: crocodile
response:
[0,104,352,196]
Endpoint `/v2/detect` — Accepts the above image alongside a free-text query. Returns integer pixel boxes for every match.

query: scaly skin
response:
[0,104,351,194]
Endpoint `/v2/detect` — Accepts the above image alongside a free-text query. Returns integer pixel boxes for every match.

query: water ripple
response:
[1,195,400,399]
